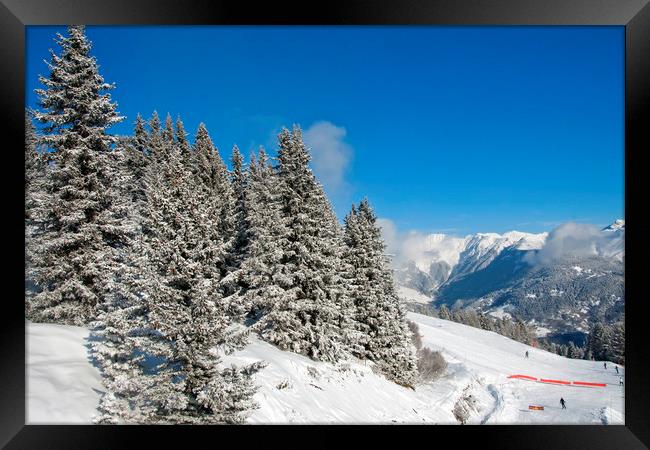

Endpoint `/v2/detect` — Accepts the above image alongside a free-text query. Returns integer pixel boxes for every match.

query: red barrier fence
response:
[572,381,607,388]
[508,375,538,381]
[508,375,606,388]
[539,378,571,385]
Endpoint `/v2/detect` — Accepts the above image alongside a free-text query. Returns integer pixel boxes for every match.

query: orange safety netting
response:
[508,375,606,388]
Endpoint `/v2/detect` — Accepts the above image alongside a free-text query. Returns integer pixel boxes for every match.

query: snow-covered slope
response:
[27,315,624,425]
[397,285,432,304]
[26,322,103,424]
[409,313,624,424]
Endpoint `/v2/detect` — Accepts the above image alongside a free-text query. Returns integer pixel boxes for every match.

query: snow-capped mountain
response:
[600,219,625,261]
[447,231,548,283]
[395,220,625,341]
[603,219,625,232]
[394,229,548,297]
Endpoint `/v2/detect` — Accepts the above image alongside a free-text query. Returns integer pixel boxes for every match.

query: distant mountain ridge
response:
[394,220,625,341]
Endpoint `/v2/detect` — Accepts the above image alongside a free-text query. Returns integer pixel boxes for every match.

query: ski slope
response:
[409,312,624,424]
[26,314,624,424]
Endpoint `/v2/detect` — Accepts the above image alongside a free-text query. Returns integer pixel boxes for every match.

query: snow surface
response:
[26,321,103,424]
[488,305,512,320]
[397,285,433,304]
[26,314,624,424]
[408,313,624,425]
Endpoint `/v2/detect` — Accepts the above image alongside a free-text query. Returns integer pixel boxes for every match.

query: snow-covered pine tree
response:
[231,148,288,321]
[587,322,608,361]
[254,126,349,363]
[498,316,514,337]
[134,113,149,154]
[566,342,579,359]
[184,123,234,307]
[148,111,163,156]
[162,113,175,143]
[609,321,625,365]
[234,145,249,249]
[25,109,41,221]
[25,109,49,302]
[478,313,492,331]
[438,304,452,321]
[513,318,532,345]
[25,109,50,229]
[339,204,368,357]
[90,111,171,423]
[189,123,234,276]
[219,146,251,310]
[174,116,191,163]
[27,25,130,325]
[89,112,162,422]
[117,115,149,220]
[92,119,263,424]
[343,199,417,386]
[463,310,480,329]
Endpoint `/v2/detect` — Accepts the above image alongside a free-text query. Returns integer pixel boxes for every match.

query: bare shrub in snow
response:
[407,320,446,382]
[452,388,480,425]
[452,399,471,425]
[276,379,292,390]
[306,366,321,380]
[417,347,447,382]
[407,320,423,351]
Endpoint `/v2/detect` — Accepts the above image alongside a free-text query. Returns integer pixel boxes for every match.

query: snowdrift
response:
[26,313,624,424]
[26,322,103,424]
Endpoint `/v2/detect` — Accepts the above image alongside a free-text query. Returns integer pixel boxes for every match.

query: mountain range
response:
[394,220,625,344]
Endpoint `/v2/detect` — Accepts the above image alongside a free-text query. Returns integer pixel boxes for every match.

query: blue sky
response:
[25,26,624,235]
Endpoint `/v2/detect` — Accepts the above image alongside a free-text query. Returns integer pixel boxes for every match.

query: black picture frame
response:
[2,1,649,448]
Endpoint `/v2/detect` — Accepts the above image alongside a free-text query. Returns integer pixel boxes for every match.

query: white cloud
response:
[377,218,398,254]
[377,218,462,269]
[381,219,624,270]
[303,121,353,195]
[400,230,435,266]
[525,222,621,265]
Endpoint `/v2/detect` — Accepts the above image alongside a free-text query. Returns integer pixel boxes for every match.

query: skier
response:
[525,351,529,358]
[604,362,607,370]
[619,377,624,386]
[560,398,566,409]
[615,366,619,374]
